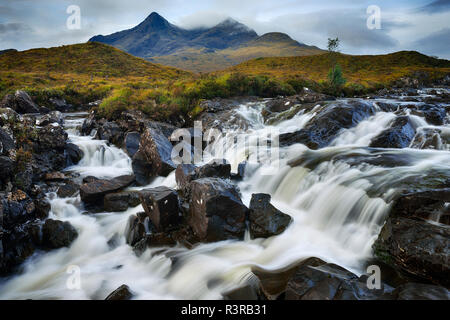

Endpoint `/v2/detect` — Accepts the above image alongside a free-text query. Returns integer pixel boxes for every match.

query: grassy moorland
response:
[1,42,449,122]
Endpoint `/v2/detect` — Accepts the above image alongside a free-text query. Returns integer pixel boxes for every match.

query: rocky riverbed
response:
[0,86,449,299]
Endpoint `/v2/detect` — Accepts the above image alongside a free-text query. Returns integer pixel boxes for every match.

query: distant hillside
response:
[89,12,323,72]
[219,51,450,86]
[151,32,323,73]
[0,42,188,78]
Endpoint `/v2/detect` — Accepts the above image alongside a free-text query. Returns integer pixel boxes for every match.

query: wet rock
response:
[1,90,40,114]
[195,159,231,180]
[42,219,78,249]
[39,106,50,114]
[188,178,247,242]
[37,111,64,127]
[49,97,72,113]
[419,105,446,126]
[82,176,99,184]
[1,190,36,228]
[105,284,133,300]
[36,124,68,151]
[175,164,197,189]
[279,100,376,149]
[65,143,84,165]
[0,127,15,155]
[369,116,416,148]
[34,198,51,219]
[390,188,450,224]
[95,121,123,145]
[124,131,140,157]
[124,214,147,246]
[57,182,80,198]
[139,186,181,231]
[0,156,13,179]
[80,112,97,136]
[79,174,135,205]
[222,284,261,300]
[410,128,445,150]
[104,191,140,212]
[43,172,67,182]
[131,128,176,185]
[373,217,449,287]
[252,257,325,299]
[284,259,388,300]
[392,283,449,300]
[248,194,292,239]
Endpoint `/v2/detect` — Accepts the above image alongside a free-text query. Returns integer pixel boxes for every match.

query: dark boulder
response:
[194,159,231,180]
[103,191,140,212]
[37,111,64,127]
[80,112,97,136]
[65,143,84,165]
[1,91,40,114]
[248,194,292,239]
[57,182,80,198]
[369,116,416,148]
[175,164,197,189]
[373,217,449,287]
[0,156,13,179]
[42,219,78,249]
[79,174,135,205]
[410,128,445,150]
[279,100,376,149]
[0,127,15,155]
[139,186,181,231]
[124,131,140,157]
[105,284,133,300]
[124,214,147,246]
[131,128,176,185]
[1,190,36,228]
[187,178,247,242]
[392,283,449,300]
[418,105,446,126]
[49,97,72,112]
[95,121,123,145]
[285,260,388,300]
[36,124,68,151]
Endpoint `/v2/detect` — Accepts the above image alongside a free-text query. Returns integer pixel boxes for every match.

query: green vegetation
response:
[1,42,449,122]
[326,38,346,95]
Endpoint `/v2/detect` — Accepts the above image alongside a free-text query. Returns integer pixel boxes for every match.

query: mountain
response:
[89,12,323,72]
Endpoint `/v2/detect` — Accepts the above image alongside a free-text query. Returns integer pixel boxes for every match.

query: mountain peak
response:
[138,11,171,31]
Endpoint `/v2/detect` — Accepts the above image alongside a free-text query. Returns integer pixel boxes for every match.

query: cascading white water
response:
[0,92,449,300]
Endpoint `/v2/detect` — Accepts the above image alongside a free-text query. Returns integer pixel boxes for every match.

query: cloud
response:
[0,22,31,33]
[418,0,450,13]
[413,28,450,58]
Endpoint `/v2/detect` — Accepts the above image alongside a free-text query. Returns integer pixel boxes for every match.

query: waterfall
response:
[0,91,449,300]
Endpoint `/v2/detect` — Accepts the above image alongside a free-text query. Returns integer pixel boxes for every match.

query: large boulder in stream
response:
[1,90,40,114]
[42,219,78,249]
[124,131,140,157]
[103,191,140,212]
[65,143,84,165]
[105,284,134,300]
[187,177,248,242]
[175,160,232,189]
[248,194,292,239]
[253,257,389,300]
[279,100,376,149]
[139,186,181,232]
[131,128,176,185]
[79,174,135,205]
[373,216,449,288]
[369,116,416,148]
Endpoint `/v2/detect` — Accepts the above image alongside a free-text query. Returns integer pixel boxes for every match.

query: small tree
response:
[326,37,346,94]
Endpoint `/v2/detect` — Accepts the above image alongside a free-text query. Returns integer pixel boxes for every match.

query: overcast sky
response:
[1,0,449,58]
